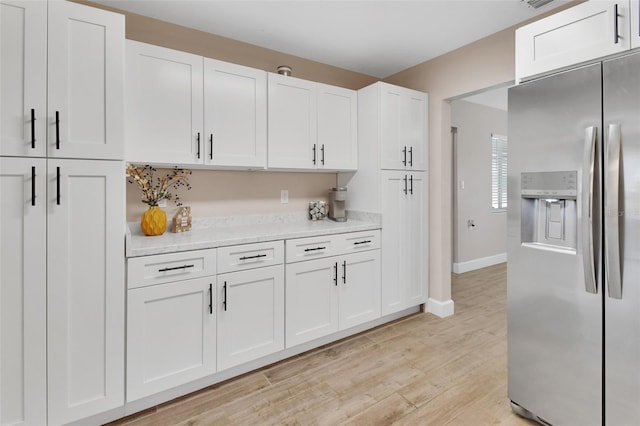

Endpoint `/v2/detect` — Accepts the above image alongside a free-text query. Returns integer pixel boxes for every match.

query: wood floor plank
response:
[107,263,539,426]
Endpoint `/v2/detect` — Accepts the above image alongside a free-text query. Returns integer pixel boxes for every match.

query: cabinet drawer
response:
[285,234,340,263]
[127,249,217,289]
[217,241,284,274]
[338,230,381,253]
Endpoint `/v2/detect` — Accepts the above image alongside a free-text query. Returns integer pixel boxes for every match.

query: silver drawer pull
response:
[158,264,195,272]
[239,254,267,261]
[304,246,326,252]
[353,240,372,245]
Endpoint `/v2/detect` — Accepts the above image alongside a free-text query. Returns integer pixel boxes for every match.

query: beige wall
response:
[81,1,378,223]
[384,1,580,304]
[127,169,336,222]
[451,100,507,264]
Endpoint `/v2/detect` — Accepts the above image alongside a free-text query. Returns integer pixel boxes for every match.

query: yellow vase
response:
[141,206,167,236]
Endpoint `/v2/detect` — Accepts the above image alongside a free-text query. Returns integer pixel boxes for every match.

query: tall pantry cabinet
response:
[0,1,125,425]
[339,82,429,315]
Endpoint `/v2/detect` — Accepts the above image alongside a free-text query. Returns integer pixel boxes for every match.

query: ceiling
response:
[462,86,509,111]
[93,0,571,78]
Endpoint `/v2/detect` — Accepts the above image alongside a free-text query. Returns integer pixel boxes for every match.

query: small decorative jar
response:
[308,201,328,221]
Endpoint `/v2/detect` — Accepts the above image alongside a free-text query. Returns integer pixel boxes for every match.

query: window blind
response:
[491,134,508,211]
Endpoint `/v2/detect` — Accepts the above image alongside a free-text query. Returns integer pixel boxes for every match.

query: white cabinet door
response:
[0,1,47,158]
[47,1,124,160]
[380,83,428,171]
[217,265,284,370]
[126,40,203,165]
[127,277,216,402]
[317,83,357,170]
[632,0,640,49]
[380,171,407,315]
[267,73,316,169]
[285,257,339,347]
[47,159,125,425]
[516,0,631,82]
[340,250,381,330]
[380,171,427,315]
[405,173,427,307]
[204,59,267,168]
[402,91,428,171]
[0,158,47,426]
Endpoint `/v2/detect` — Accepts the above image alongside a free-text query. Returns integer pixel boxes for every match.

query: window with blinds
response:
[491,134,508,211]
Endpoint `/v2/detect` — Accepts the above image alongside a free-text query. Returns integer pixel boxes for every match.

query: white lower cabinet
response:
[122,233,383,419]
[380,171,427,316]
[126,249,217,401]
[217,265,285,370]
[1,158,126,425]
[285,231,381,348]
[127,277,217,402]
[286,258,339,347]
[339,250,381,329]
[0,158,47,426]
[47,159,125,425]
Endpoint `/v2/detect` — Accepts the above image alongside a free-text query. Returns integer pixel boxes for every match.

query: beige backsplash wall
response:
[79,1,378,223]
[126,170,336,222]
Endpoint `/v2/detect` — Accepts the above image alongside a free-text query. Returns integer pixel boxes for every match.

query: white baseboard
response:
[427,298,454,318]
[452,252,507,274]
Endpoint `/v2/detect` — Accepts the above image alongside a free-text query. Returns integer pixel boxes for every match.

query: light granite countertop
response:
[126,211,381,258]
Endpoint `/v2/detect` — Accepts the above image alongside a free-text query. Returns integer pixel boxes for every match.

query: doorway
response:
[450,85,510,274]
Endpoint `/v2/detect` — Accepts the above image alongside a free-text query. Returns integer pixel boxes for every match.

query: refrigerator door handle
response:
[605,123,623,299]
[582,126,598,294]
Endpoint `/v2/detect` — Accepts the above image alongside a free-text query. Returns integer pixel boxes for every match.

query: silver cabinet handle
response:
[605,124,622,299]
[582,126,598,294]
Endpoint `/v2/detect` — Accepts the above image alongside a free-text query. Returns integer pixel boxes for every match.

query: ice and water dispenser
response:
[520,171,578,251]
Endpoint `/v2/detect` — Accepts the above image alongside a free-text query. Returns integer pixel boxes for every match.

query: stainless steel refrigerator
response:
[507,51,640,425]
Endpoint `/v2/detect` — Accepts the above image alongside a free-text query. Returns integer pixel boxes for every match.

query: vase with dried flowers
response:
[126,164,192,236]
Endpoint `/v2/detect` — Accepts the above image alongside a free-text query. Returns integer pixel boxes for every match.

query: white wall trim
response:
[427,298,454,318]
[452,252,507,274]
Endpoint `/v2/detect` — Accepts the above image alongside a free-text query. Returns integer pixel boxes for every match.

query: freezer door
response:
[507,63,603,426]
[604,51,640,426]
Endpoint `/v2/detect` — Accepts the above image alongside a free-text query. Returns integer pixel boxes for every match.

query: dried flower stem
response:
[126,164,192,207]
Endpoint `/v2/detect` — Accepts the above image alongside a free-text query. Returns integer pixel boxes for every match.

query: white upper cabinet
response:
[125,40,204,165]
[0,1,47,157]
[204,59,267,168]
[632,0,640,48]
[379,83,428,171]
[268,73,357,171]
[126,42,270,169]
[516,1,631,82]
[267,73,317,169]
[317,83,357,170]
[1,0,124,160]
[48,1,124,160]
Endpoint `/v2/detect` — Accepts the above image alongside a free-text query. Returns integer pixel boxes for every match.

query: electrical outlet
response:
[467,219,476,229]
[280,189,289,204]
[459,180,465,190]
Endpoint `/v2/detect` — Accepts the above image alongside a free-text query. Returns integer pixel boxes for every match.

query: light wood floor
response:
[109,263,536,425]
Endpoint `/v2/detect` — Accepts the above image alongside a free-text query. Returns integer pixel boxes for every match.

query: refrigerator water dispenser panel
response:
[520,171,578,251]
